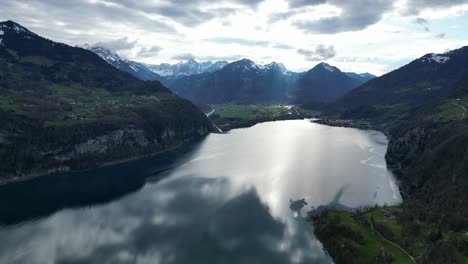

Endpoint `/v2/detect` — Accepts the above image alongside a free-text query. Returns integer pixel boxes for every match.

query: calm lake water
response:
[0,120,401,264]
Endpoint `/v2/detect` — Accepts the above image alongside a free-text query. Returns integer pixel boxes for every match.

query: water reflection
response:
[0,140,205,226]
[0,120,401,264]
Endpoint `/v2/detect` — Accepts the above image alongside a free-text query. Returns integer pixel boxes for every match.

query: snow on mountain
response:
[421,53,451,64]
[0,20,39,42]
[223,59,290,75]
[146,59,228,78]
[315,62,339,72]
[81,44,162,81]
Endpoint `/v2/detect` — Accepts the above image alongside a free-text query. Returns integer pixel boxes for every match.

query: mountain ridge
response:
[0,20,212,180]
[146,58,229,78]
[81,44,164,81]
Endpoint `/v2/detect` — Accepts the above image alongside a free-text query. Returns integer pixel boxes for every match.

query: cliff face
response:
[386,121,468,226]
[385,126,429,172]
[0,105,212,181]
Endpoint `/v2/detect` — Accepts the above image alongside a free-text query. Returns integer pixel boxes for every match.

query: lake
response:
[0,120,401,264]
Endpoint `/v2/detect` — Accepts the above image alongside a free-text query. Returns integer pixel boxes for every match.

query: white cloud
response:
[1,0,468,74]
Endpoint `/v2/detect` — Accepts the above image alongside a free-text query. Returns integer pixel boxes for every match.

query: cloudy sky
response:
[1,0,468,75]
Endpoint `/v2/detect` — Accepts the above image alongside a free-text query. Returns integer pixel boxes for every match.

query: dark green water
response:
[0,120,401,264]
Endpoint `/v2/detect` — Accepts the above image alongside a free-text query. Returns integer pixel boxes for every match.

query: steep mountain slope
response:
[317,46,468,262]
[335,47,468,121]
[169,59,289,104]
[82,44,163,81]
[294,63,362,103]
[0,20,212,180]
[146,59,228,79]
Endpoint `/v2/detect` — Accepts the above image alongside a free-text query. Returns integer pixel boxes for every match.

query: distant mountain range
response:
[146,59,229,79]
[83,45,375,105]
[168,60,374,104]
[169,59,291,104]
[0,20,211,179]
[344,72,376,84]
[82,45,230,85]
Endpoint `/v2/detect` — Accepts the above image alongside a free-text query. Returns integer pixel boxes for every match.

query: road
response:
[369,219,416,263]
[206,109,215,117]
[447,100,467,118]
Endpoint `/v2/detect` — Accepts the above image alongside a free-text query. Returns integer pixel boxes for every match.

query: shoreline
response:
[0,116,325,187]
[0,117,385,187]
[0,116,308,187]
[0,141,189,187]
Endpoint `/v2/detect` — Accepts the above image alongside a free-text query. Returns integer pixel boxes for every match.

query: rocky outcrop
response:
[54,128,151,162]
[385,126,429,172]
[0,111,212,182]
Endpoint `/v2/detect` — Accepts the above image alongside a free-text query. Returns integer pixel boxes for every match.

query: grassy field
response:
[424,96,468,121]
[0,84,175,127]
[314,207,414,263]
[210,104,291,121]
[208,104,319,130]
[313,206,468,263]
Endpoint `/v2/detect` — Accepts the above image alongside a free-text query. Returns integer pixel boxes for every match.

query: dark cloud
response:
[289,0,328,8]
[435,33,446,39]
[298,45,336,61]
[96,37,136,52]
[291,0,396,34]
[414,17,428,24]
[137,46,162,58]
[0,0,177,45]
[0,0,264,46]
[413,17,432,32]
[268,0,468,34]
[205,37,269,46]
[403,0,468,15]
[97,0,259,27]
[268,9,301,23]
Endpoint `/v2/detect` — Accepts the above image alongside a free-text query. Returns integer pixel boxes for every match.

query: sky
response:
[1,0,468,75]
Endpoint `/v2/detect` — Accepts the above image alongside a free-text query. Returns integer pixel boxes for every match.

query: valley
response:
[208,104,319,130]
[1,2,468,262]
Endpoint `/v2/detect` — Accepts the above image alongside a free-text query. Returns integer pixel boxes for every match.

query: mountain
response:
[317,46,468,262]
[294,63,363,103]
[0,20,212,180]
[146,59,228,79]
[345,72,376,84]
[82,44,163,81]
[169,59,289,104]
[334,47,468,121]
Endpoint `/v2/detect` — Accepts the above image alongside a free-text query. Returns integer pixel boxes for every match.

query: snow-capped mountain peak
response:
[80,44,121,63]
[421,53,450,64]
[0,20,39,44]
[0,20,32,34]
[82,43,162,81]
[146,59,228,78]
[261,62,288,73]
[317,62,337,72]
